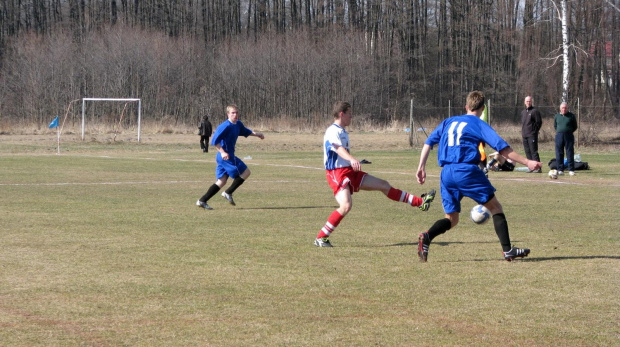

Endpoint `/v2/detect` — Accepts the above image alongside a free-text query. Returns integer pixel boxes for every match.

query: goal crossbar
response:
[81,98,142,142]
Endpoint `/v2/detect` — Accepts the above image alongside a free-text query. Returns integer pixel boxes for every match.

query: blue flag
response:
[49,116,59,129]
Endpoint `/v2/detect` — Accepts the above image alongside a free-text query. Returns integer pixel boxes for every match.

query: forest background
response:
[0,0,618,134]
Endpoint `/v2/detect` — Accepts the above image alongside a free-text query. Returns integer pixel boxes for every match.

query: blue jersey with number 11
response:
[426,115,509,167]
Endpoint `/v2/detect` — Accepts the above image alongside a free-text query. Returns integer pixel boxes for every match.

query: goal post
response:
[81,98,142,142]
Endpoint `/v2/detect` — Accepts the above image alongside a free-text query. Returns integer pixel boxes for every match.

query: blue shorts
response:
[440,164,496,214]
[215,156,248,179]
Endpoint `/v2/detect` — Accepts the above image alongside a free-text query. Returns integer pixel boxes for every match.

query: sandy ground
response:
[1,122,618,153]
[0,131,422,152]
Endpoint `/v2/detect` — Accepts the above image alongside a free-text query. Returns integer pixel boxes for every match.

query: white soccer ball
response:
[470,204,491,225]
[548,169,558,179]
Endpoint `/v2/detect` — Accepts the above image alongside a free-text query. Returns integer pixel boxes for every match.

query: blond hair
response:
[226,104,238,114]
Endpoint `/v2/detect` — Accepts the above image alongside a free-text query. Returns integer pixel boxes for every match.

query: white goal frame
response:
[81,98,142,142]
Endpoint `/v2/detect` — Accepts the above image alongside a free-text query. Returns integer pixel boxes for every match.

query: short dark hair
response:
[466,91,485,112]
[332,101,351,119]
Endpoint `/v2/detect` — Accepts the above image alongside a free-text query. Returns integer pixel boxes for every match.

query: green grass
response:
[1,135,619,346]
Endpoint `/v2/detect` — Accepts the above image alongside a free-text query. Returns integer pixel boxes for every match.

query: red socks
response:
[317,210,344,239]
[387,188,423,206]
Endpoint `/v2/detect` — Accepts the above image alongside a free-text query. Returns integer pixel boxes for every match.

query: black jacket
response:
[199,121,212,137]
[521,106,542,137]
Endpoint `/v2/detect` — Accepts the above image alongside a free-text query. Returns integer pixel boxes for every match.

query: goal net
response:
[81,98,143,142]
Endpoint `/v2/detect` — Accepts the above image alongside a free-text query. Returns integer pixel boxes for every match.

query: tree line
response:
[0,0,618,130]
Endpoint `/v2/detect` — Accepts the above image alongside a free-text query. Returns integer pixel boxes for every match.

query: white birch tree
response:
[561,0,569,103]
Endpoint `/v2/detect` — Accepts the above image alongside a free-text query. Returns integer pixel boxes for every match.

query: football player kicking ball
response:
[416,91,542,262]
[196,105,264,210]
[314,101,436,247]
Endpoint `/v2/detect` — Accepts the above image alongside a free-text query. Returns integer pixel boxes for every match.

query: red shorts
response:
[326,167,367,195]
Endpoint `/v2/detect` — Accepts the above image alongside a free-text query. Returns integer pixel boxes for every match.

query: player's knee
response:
[447,213,459,228]
[339,203,352,215]
[216,178,227,187]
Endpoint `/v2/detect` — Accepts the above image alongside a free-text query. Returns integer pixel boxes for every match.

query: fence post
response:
[409,99,414,147]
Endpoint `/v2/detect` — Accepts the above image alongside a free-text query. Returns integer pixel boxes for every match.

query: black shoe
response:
[503,246,530,261]
[419,189,436,211]
[418,232,430,262]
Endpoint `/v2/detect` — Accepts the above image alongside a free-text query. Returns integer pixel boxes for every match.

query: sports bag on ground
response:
[548,158,589,170]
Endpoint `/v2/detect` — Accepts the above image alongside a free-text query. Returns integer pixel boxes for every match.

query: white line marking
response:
[2,153,617,187]
[0,180,201,187]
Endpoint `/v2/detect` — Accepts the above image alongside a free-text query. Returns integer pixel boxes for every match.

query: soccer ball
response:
[548,169,558,179]
[470,204,491,225]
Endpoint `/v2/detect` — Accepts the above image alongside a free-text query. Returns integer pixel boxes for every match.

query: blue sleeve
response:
[479,120,510,152]
[425,121,444,148]
[211,122,228,146]
[237,120,253,137]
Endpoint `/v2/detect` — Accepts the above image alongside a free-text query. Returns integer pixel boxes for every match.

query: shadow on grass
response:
[239,205,335,210]
[386,241,497,247]
[520,256,620,261]
[383,242,620,262]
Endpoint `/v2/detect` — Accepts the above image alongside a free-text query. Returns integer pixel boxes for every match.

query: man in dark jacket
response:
[198,115,212,153]
[554,102,578,176]
[521,96,542,173]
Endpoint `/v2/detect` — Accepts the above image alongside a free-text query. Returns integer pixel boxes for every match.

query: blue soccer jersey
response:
[426,115,511,213]
[324,123,351,170]
[425,115,510,166]
[211,119,253,159]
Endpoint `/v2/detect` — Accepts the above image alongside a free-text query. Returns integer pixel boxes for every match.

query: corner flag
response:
[480,104,489,124]
[49,116,59,128]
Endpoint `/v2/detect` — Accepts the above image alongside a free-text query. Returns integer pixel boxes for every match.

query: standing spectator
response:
[416,91,541,262]
[554,102,578,176]
[198,115,213,153]
[521,96,542,173]
[314,101,436,247]
[196,105,264,210]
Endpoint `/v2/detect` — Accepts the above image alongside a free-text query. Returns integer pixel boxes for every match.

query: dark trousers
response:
[555,132,575,171]
[522,135,540,162]
[200,136,209,152]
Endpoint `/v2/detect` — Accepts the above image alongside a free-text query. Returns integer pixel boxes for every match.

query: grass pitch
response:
[1,133,619,346]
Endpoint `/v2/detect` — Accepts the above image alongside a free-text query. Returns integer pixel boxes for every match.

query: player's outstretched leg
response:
[418,189,436,211]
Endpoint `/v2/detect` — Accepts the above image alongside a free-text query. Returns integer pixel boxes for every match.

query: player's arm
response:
[214,144,229,160]
[250,131,264,139]
[416,144,432,184]
[499,147,541,171]
[534,110,543,131]
[334,145,361,171]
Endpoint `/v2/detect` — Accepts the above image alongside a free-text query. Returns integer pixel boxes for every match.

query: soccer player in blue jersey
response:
[196,105,264,210]
[416,91,542,261]
[314,101,436,247]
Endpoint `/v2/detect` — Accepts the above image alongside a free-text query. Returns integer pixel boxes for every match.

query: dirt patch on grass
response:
[1,121,619,153]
